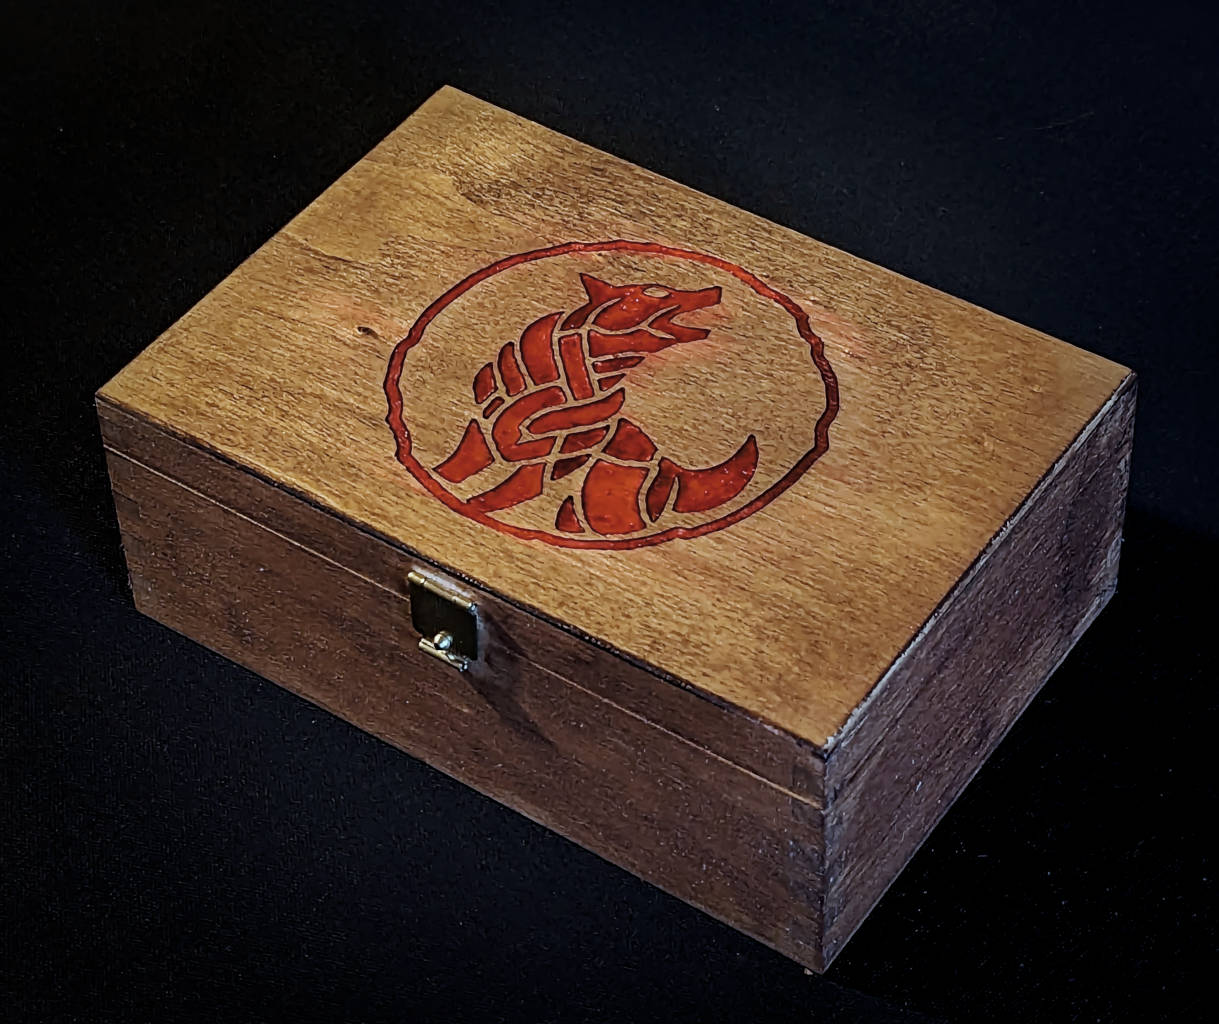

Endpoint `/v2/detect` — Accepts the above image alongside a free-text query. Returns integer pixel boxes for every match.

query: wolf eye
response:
[642,287,669,297]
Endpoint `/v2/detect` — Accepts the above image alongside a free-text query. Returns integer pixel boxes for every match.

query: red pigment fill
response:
[529,388,624,434]
[472,363,497,404]
[560,426,609,453]
[491,386,565,460]
[562,275,615,329]
[604,419,656,462]
[498,342,526,395]
[558,333,594,399]
[582,461,648,535]
[519,312,562,384]
[551,455,589,480]
[555,496,583,533]
[435,420,493,483]
[673,436,758,513]
[473,363,496,403]
[592,355,643,373]
[646,462,676,521]
[470,463,545,512]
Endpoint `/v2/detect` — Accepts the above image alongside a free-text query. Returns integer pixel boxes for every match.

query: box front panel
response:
[97,398,826,804]
[103,444,829,968]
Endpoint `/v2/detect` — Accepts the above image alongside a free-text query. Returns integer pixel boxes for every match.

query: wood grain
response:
[104,446,829,968]
[97,86,1131,748]
[97,85,1137,969]
[97,397,827,804]
[100,370,1132,970]
[821,377,1135,963]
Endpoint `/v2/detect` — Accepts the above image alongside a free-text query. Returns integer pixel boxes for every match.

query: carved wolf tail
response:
[566,424,758,536]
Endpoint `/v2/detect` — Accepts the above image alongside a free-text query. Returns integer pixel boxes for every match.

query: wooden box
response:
[97,87,1134,971]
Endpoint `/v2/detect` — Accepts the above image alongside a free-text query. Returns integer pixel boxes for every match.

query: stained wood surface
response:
[821,378,1135,963]
[98,85,1131,749]
[97,398,826,804]
[99,366,1133,971]
[104,447,829,969]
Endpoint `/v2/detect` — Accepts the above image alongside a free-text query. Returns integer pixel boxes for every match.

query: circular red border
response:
[384,240,840,550]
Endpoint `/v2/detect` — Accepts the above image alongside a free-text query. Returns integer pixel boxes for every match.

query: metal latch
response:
[407,569,478,671]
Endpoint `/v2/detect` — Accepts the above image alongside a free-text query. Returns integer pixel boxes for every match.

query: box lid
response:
[99,87,1130,751]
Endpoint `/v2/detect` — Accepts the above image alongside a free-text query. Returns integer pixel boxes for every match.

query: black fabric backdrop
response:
[2,2,1215,1020]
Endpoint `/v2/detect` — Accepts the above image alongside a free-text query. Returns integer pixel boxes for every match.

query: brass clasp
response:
[407,569,478,671]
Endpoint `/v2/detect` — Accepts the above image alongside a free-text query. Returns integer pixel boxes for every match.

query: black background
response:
[3,1,1215,1020]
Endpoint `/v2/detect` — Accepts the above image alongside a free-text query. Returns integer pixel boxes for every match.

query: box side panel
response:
[819,377,1135,966]
[102,444,830,969]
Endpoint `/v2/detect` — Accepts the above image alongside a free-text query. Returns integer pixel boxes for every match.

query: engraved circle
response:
[384,240,839,549]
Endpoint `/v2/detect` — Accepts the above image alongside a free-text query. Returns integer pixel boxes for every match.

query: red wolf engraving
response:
[434,273,759,536]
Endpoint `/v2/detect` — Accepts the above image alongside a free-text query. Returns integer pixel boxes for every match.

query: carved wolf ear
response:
[579,274,618,304]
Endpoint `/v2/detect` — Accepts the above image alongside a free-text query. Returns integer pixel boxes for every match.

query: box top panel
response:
[101,87,1130,749]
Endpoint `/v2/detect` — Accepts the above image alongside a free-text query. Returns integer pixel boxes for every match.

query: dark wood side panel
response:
[820,377,1135,965]
[104,447,830,969]
[97,397,826,806]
